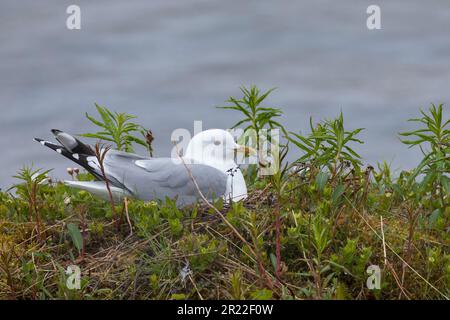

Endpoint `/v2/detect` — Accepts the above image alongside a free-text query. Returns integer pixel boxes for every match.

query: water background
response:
[1,0,450,188]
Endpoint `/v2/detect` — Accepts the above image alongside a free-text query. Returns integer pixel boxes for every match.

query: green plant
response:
[400,103,449,206]
[12,167,52,241]
[289,112,364,178]
[250,288,273,300]
[130,201,161,237]
[160,197,184,236]
[229,271,246,299]
[220,85,284,136]
[81,103,151,154]
[374,161,393,189]
[180,234,221,272]
[331,239,372,280]
[66,222,83,256]
[219,85,287,181]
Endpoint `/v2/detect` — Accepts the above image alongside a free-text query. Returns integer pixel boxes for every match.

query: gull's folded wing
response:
[103,152,228,205]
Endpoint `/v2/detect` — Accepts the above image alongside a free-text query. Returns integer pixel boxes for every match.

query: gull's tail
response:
[34,129,102,180]
[34,129,131,200]
[50,129,95,156]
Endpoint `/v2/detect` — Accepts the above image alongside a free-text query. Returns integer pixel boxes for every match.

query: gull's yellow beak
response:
[234,145,257,157]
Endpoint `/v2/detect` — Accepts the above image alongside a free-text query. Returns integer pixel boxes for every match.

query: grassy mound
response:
[0,87,448,300]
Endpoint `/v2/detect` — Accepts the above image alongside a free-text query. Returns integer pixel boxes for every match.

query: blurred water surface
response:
[1,0,450,187]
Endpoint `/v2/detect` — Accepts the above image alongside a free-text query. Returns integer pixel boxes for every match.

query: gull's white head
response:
[184,129,253,202]
[184,129,247,169]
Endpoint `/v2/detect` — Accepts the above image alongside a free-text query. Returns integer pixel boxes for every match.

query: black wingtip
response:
[34,138,47,144]
[51,129,62,135]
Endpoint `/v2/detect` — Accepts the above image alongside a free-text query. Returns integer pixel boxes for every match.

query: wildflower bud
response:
[145,129,154,145]
[67,168,74,176]
[73,167,80,175]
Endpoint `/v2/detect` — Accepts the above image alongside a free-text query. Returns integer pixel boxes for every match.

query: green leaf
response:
[95,103,114,128]
[171,293,186,300]
[270,253,277,272]
[441,176,450,193]
[85,112,106,128]
[250,289,273,300]
[191,207,198,219]
[429,209,442,228]
[79,133,115,142]
[67,223,83,253]
[168,218,183,235]
[126,135,147,146]
[315,171,329,192]
[332,184,345,204]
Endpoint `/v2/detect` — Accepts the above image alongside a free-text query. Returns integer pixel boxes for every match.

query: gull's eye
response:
[213,140,221,146]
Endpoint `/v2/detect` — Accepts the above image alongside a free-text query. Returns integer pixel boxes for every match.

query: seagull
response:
[34,129,254,206]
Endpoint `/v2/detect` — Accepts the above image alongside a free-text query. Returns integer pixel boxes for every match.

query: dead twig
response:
[94,142,120,231]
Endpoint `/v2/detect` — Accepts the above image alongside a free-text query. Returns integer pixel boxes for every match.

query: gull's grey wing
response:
[102,151,228,206]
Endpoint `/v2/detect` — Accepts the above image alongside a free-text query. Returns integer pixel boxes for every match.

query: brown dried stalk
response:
[94,142,120,231]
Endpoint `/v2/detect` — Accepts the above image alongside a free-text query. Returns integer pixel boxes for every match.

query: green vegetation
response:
[81,103,154,156]
[0,88,448,300]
